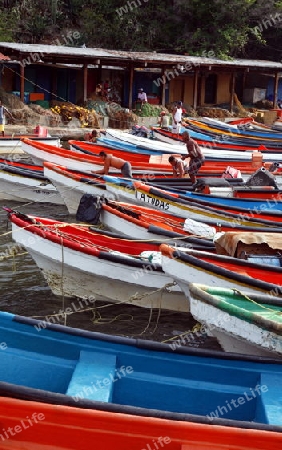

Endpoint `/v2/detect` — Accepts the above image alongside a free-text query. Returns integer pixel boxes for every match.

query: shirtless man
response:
[93,151,132,178]
[181,131,204,184]
[168,155,189,178]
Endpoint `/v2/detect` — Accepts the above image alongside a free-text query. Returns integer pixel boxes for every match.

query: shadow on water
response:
[0,200,221,349]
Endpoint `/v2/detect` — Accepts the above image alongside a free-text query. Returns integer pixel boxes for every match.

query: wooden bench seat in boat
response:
[66,351,116,402]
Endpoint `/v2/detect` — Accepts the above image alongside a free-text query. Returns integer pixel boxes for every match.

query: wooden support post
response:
[51,67,57,102]
[161,67,166,106]
[230,71,235,113]
[193,69,199,110]
[128,64,134,109]
[83,64,88,103]
[20,63,25,103]
[273,71,279,109]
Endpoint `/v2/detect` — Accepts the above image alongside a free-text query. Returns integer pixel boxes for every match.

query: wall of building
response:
[169,71,231,107]
[216,72,231,104]
[0,63,15,92]
[169,75,194,105]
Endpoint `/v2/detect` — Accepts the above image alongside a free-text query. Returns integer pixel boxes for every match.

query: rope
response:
[161,324,203,344]
[59,235,66,326]
[0,251,27,261]
[232,288,282,315]
[91,310,134,325]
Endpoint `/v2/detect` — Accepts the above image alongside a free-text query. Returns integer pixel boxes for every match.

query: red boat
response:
[1,396,281,450]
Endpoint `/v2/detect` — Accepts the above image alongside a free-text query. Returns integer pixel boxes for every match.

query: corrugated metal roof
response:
[0,42,282,69]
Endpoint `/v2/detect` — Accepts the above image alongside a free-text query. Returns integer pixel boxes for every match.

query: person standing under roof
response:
[137,88,147,105]
[0,100,13,137]
[181,131,204,184]
[93,151,133,178]
[172,101,183,134]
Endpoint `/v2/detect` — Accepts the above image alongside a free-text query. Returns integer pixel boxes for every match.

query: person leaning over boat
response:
[168,155,189,178]
[93,151,133,178]
[181,131,204,184]
[0,100,13,137]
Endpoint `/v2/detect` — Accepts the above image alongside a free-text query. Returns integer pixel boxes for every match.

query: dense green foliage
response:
[0,0,282,60]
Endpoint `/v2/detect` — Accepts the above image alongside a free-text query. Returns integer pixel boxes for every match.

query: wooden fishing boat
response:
[0,159,64,204]
[100,199,217,248]
[43,162,248,215]
[160,243,282,298]
[43,162,115,213]
[152,125,282,153]
[22,138,188,174]
[69,140,156,162]
[0,130,60,155]
[6,209,188,312]
[70,136,188,155]
[73,136,270,163]
[0,310,282,431]
[103,128,282,162]
[184,118,282,147]
[0,396,282,449]
[21,138,282,181]
[194,117,282,140]
[104,176,282,231]
[187,283,282,358]
[21,138,155,171]
[182,187,282,212]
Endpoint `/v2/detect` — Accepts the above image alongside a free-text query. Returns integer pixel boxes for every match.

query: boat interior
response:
[0,312,282,427]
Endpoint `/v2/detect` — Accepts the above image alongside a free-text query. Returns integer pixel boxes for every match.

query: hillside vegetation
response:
[1,0,282,60]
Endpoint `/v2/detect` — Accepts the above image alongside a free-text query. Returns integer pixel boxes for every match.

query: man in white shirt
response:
[172,101,183,134]
[0,100,13,136]
[137,88,147,105]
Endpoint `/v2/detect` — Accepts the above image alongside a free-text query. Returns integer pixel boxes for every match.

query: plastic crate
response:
[34,100,49,109]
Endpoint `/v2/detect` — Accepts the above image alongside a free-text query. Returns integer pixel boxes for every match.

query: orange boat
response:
[0,396,281,449]
[21,137,280,176]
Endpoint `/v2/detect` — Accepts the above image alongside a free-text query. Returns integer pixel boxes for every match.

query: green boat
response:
[187,284,282,358]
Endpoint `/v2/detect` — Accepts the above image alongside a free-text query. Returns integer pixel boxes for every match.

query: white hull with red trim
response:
[0,136,60,155]
[0,168,64,204]
[11,222,188,312]
[21,141,98,171]
[44,164,118,215]
[161,254,263,295]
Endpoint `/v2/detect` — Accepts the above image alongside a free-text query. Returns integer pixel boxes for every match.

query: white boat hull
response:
[22,141,149,175]
[0,137,60,155]
[0,169,64,204]
[105,180,256,227]
[105,129,188,154]
[44,165,119,214]
[12,224,189,312]
[161,255,270,296]
[100,208,168,241]
[21,141,96,171]
[187,290,282,358]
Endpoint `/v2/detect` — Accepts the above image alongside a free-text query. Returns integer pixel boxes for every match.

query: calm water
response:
[0,199,221,349]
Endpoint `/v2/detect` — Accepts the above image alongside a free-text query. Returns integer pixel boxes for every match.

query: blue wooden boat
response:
[183,189,282,212]
[0,310,282,431]
[104,176,282,229]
